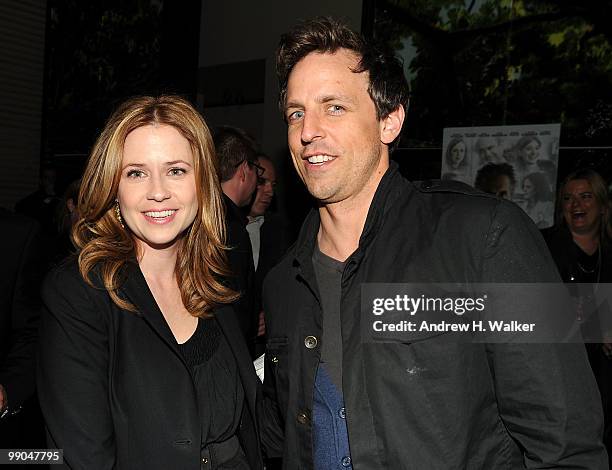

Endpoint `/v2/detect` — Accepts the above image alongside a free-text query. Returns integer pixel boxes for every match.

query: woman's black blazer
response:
[37,258,263,469]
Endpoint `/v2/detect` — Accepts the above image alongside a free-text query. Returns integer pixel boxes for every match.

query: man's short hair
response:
[474,163,516,193]
[213,126,257,183]
[276,17,409,124]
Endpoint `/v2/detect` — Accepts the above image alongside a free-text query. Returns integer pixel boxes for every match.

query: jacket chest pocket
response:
[265,336,289,414]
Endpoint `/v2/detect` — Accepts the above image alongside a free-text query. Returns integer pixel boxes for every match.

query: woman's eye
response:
[169,167,186,176]
[126,169,145,178]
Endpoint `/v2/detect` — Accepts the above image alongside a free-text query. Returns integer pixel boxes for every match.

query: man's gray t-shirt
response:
[312,246,345,390]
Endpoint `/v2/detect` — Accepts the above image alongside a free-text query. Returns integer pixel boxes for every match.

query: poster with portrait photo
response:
[441,124,561,229]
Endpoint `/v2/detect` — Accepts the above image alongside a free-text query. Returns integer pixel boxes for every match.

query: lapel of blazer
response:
[119,263,259,430]
[214,305,259,430]
[119,262,183,360]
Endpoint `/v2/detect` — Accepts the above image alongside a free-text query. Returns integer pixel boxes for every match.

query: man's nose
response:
[300,112,324,144]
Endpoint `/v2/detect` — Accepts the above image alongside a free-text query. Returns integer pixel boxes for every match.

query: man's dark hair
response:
[474,163,516,194]
[276,17,409,124]
[213,126,257,183]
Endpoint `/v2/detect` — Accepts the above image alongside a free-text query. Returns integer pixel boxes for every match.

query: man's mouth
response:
[306,154,335,165]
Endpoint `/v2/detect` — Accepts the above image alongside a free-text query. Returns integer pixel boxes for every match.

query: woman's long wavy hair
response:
[73,95,237,315]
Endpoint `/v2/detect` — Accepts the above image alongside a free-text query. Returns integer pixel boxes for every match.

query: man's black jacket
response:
[224,195,257,352]
[261,163,606,469]
[0,210,42,411]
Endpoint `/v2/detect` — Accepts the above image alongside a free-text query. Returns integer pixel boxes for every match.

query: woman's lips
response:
[143,209,177,224]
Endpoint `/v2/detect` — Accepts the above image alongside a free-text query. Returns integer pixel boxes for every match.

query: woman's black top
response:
[177,317,250,469]
[545,226,612,342]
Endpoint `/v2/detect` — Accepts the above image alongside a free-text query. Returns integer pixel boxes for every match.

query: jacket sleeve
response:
[258,278,285,459]
[482,200,607,468]
[37,266,115,470]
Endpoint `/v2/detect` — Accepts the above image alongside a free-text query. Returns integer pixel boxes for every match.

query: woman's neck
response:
[573,232,600,256]
[137,243,178,284]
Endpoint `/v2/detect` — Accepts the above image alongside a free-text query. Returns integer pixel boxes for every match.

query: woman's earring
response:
[115,200,125,229]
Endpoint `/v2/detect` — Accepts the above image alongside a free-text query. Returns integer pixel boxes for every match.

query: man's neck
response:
[221,180,241,207]
[317,162,388,262]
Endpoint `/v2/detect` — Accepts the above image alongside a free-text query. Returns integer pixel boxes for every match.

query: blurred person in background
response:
[51,179,81,264]
[214,126,261,356]
[246,155,292,351]
[474,162,516,200]
[0,209,44,449]
[545,168,612,463]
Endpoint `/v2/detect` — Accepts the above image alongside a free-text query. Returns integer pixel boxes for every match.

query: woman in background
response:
[546,168,612,464]
[444,137,468,172]
[521,172,554,228]
[37,96,262,469]
[514,136,542,173]
[513,135,556,182]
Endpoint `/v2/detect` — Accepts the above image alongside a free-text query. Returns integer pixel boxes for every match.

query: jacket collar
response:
[119,262,259,424]
[224,194,248,226]
[293,161,409,271]
[120,261,182,357]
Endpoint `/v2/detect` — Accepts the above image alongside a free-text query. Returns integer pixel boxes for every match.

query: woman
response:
[521,172,554,228]
[514,136,542,172]
[546,168,612,462]
[444,137,468,172]
[37,96,263,469]
[513,135,556,181]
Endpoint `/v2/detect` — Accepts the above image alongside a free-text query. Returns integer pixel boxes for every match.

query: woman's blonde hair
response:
[73,95,237,314]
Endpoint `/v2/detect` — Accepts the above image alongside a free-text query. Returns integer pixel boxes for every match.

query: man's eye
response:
[169,168,186,176]
[126,169,145,178]
[288,110,304,122]
[328,105,344,115]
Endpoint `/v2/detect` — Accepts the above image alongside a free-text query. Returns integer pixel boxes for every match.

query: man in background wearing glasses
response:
[214,126,261,356]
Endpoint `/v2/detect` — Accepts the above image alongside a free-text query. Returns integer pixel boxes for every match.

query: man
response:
[214,126,261,353]
[246,155,292,355]
[247,155,292,301]
[261,17,606,469]
[474,162,516,200]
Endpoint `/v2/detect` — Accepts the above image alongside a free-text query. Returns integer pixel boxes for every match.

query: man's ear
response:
[239,160,248,182]
[380,105,405,145]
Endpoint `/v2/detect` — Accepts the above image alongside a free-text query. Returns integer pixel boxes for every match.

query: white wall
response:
[198,1,363,212]
[0,0,47,209]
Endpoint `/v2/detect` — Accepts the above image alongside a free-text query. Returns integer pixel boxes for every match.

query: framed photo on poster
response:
[442,124,561,229]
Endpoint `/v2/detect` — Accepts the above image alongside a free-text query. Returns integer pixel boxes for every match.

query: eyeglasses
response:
[247,160,265,178]
[235,159,265,178]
